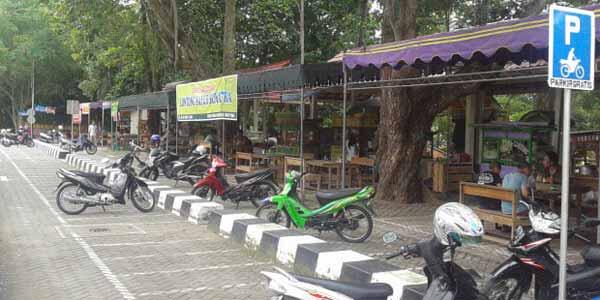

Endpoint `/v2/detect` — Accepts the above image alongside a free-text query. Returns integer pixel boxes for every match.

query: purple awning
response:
[342,5,600,69]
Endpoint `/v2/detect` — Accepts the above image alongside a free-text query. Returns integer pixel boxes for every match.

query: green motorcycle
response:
[256,171,376,243]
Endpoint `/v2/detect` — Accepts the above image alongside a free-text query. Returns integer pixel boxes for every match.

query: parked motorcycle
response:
[261,266,393,300]
[191,155,279,208]
[55,142,156,215]
[39,130,62,144]
[261,202,485,299]
[1,129,34,147]
[256,171,375,243]
[139,145,209,185]
[483,201,600,300]
[60,135,97,154]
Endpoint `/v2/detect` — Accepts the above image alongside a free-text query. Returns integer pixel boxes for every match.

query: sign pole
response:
[558,88,571,300]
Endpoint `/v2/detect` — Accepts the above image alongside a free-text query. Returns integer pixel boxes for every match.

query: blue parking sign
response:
[548,5,595,90]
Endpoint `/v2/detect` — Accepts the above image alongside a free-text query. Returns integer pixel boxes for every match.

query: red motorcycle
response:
[191,156,279,208]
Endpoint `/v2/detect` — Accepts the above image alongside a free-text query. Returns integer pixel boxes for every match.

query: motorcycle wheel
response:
[149,169,159,181]
[250,180,280,208]
[560,65,570,77]
[128,184,156,213]
[1,140,10,147]
[192,185,215,201]
[481,265,530,300]
[334,204,373,243]
[85,143,97,155]
[256,203,291,228]
[576,65,585,79]
[56,183,88,215]
[26,139,34,147]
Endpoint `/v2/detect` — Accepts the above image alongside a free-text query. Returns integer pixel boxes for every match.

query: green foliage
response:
[573,90,600,131]
[495,94,535,121]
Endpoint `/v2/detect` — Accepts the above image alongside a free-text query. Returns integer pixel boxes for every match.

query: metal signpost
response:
[548,5,595,299]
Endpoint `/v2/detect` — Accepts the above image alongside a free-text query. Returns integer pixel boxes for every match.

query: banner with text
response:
[176,75,238,122]
[111,102,119,121]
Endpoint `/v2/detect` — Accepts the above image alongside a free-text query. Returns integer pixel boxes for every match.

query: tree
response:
[223,0,236,74]
[376,1,479,203]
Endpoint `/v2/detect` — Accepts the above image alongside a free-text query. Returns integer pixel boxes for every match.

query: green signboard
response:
[176,75,238,122]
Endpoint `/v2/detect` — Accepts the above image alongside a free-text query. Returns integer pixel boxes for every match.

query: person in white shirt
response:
[88,122,97,144]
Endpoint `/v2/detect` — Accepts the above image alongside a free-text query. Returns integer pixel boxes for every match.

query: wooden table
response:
[535,182,591,222]
[235,152,284,175]
[306,160,358,189]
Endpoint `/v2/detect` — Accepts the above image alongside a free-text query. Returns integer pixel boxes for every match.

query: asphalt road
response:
[0,146,275,300]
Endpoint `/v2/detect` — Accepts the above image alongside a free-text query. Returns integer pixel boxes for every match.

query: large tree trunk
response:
[377,0,480,203]
[376,66,477,202]
[222,0,236,75]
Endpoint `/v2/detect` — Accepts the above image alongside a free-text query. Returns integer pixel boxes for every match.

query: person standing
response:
[88,122,97,145]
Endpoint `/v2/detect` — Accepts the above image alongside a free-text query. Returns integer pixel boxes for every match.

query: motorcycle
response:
[560,49,585,79]
[261,266,393,300]
[383,232,485,300]
[139,146,209,185]
[1,129,34,147]
[256,171,375,243]
[39,130,62,144]
[54,142,156,215]
[483,201,600,300]
[191,155,279,208]
[60,135,97,155]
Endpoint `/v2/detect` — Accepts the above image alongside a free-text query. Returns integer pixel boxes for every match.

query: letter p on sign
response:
[565,15,580,45]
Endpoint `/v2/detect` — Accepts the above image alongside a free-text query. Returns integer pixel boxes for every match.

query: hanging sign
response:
[72,113,81,125]
[102,101,112,109]
[176,74,238,122]
[66,100,79,115]
[548,5,595,90]
[80,103,90,115]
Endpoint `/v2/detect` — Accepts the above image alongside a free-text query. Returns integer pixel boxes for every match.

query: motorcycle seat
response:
[581,245,600,267]
[69,170,106,183]
[234,169,272,183]
[316,188,362,205]
[294,274,393,299]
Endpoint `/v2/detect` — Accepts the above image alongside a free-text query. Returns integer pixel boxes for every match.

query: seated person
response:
[542,151,561,184]
[501,162,531,215]
[478,161,503,210]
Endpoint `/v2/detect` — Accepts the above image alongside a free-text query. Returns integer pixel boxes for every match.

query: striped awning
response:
[341,4,600,69]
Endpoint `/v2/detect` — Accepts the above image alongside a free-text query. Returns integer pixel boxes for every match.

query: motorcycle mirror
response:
[382,231,398,244]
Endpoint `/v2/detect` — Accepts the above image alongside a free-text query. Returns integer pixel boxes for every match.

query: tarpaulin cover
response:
[118,90,175,111]
[237,63,379,95]
[342,5,600,69]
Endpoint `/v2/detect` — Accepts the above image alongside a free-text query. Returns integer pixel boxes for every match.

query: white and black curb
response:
[208,210,428,300]
[35,139,69,159]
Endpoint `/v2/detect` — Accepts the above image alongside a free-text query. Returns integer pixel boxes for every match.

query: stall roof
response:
[237,62,379,95]
[118,90,175,110]
[339,4,600,69]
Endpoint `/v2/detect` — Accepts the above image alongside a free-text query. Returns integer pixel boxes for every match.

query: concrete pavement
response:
[0,145,275,300]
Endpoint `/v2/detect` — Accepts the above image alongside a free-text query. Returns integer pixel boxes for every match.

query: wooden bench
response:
[459,182,529,240]
[235,152,260,173]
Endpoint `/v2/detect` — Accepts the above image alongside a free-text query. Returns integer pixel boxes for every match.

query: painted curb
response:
[35,139,69,159]
[207,210,428,300]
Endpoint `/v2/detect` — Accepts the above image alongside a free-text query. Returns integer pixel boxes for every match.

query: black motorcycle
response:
[39,130,62,144]
[61,135,97,154]
[55,144,156,215]
[1,129,34,147]
[385,232,484,300]
[139,147,209,185]
[483,201,600,300]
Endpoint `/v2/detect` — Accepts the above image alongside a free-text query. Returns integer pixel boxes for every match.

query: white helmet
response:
[433,202,484,246]
[193,145,208,155]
